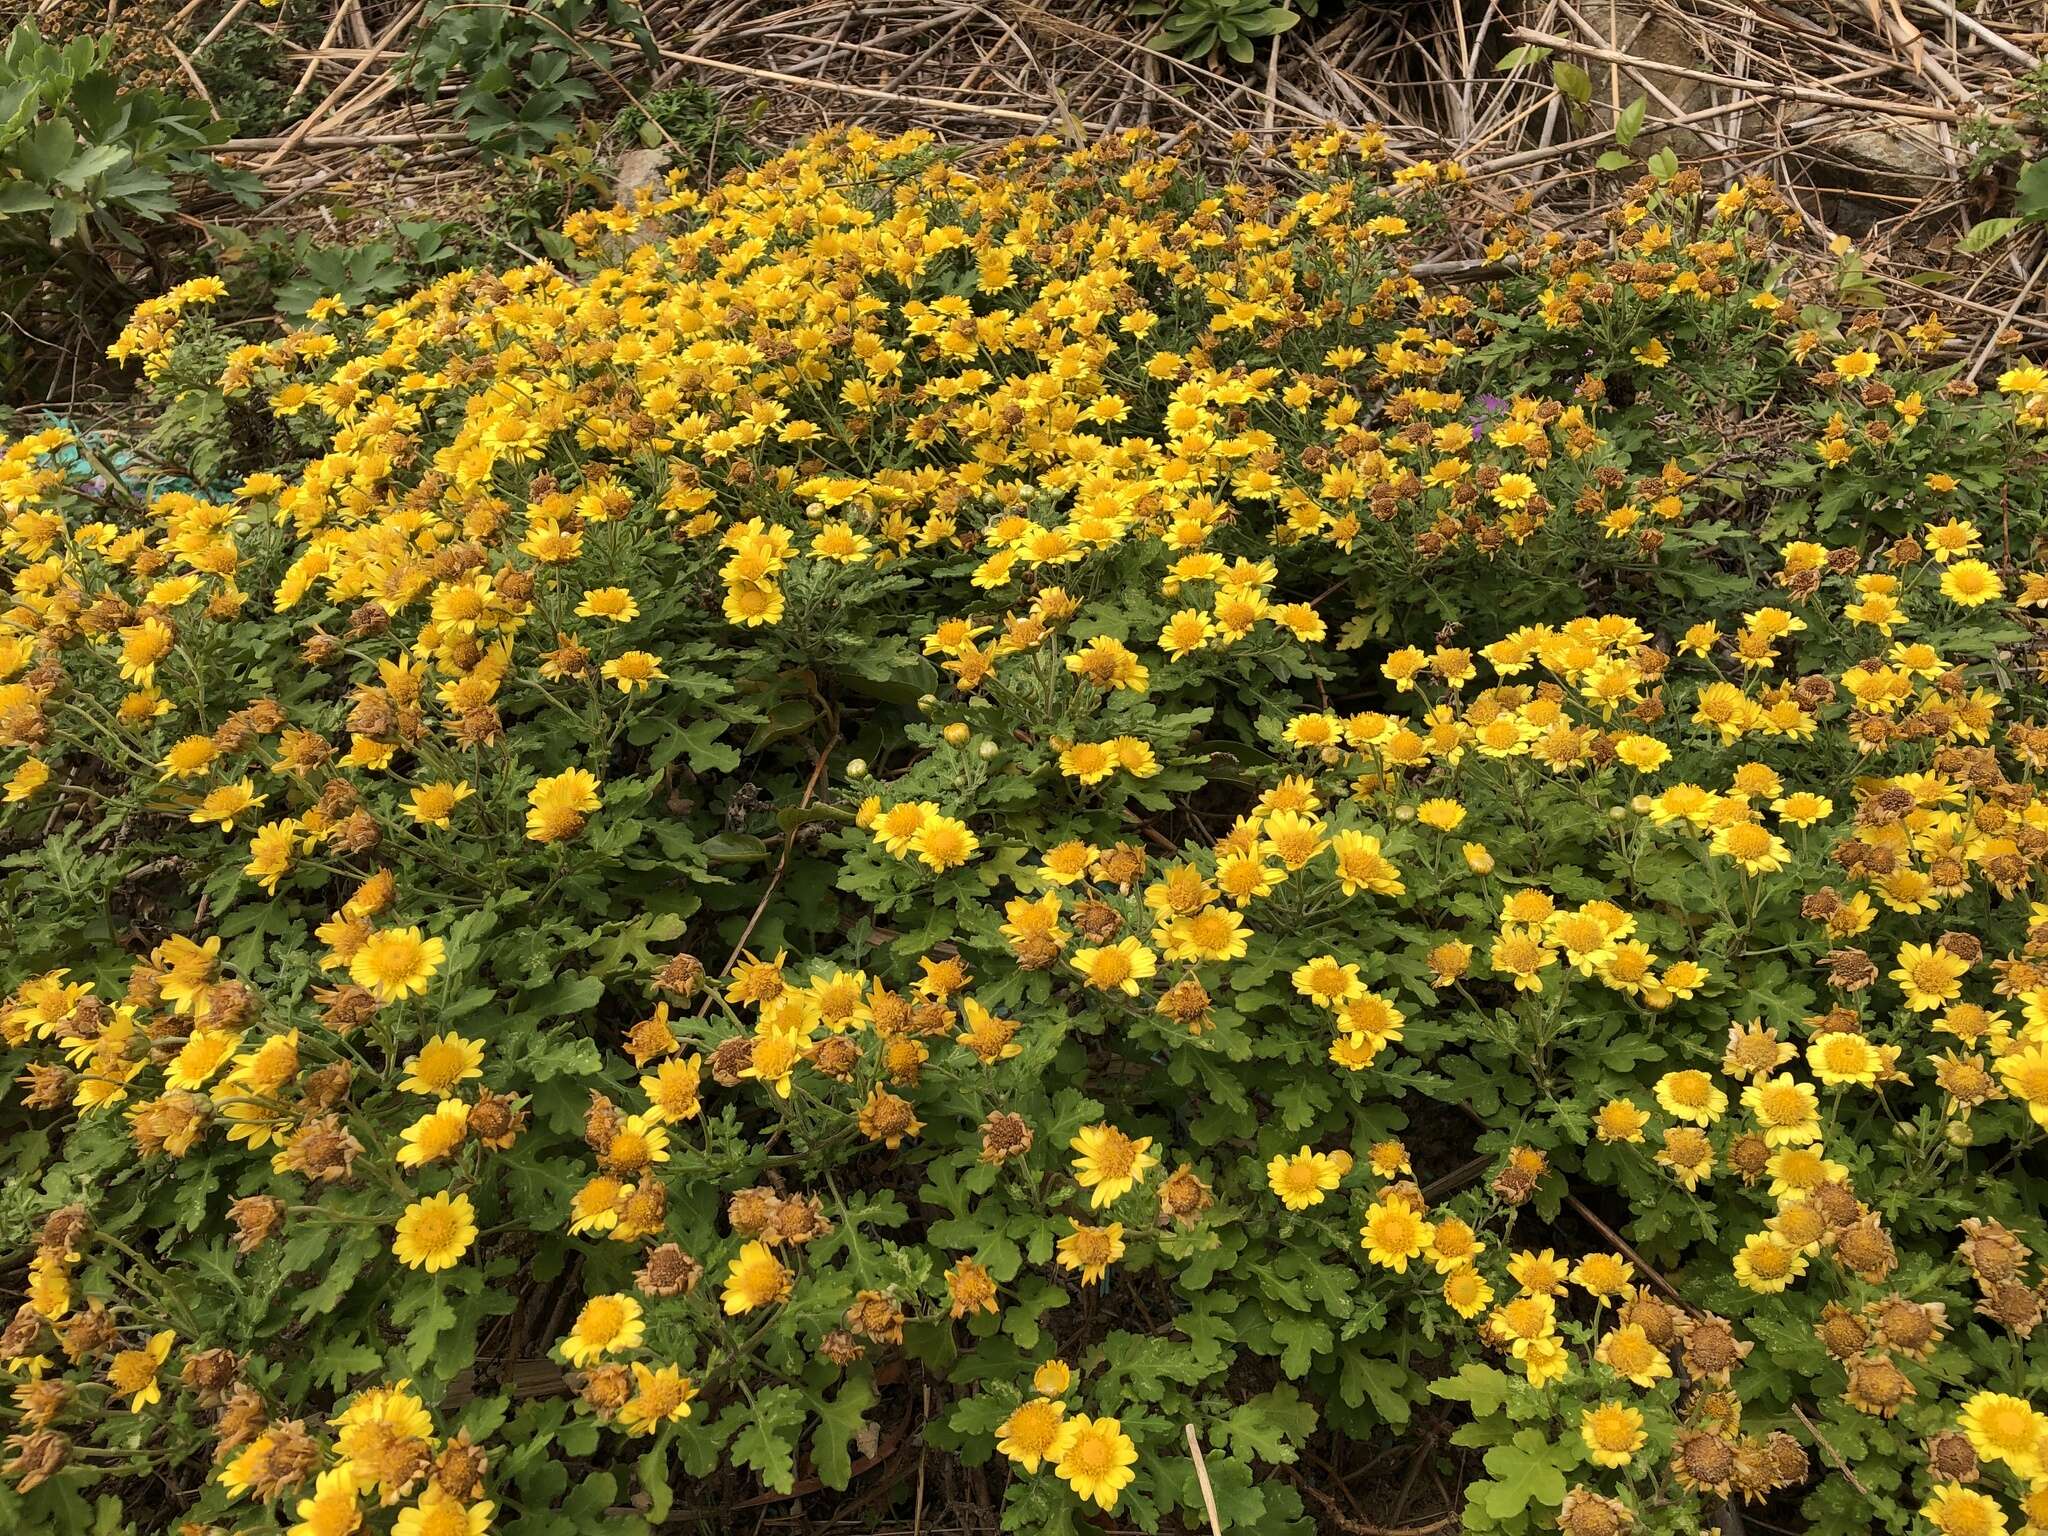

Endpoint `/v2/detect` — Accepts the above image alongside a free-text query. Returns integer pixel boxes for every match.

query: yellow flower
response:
[400,1032,485,1096]
[1267,1147,1344,1210]
[1033,1359,1073,1396]
[1594,1098,1649,1142]
[1580,1401,1646,1468]
[1941,558,2004,607]
[1329,830,1405,896]
[526,767,602,842]
[558,1293,644,1367]
[641,1054,704,1122]
[1571,1252,1634,1298]
[1055,1221,1125,1285]
[1809,1031,1882,1088]
[393,1191,477,1272]
[1740,1075,1820,1147]
[1507,1248,1569,1297]
[1731,1230,1807,1294]
[575,586,639,623]
[393,1487,495,1536]
[1709,819,1787,875]
[406,781,474,828]
[997,1397,1067,1473]
[601,650,666,693]
[244,818,301,892]
[908,813,978,872]
[1771,790,1832,827]
[1519,1333,1570,1388]
[1052,1414,1138,1511]
[1291,954,1363,1006]
[1891,941,1969,1011]
[348,927,445,1002]
[1594,1322,1671,1387]
[1360,1199,1433,1273]
[871,800,934,856]
[721,1240,791,1314]
[165,1026,243,1090]
[1427,1215,1482,1273]
[2,754,49,802]
[106,1329,175,1411]
[396,1100,470,1167]
[159,734,219,779]
[1960,1391,2048,1479]
[618,1363,697,1436]
[568,1176,631,1235]
[1919,1483,2007,1536]
[1489,926,1554,992]
[1070,937,1156,995]
[117,617,174,684]
[1655,1069,1727,1124]
[190,779,264,832]
[1443,1266,1493,1318]
[288,1467,363,1536]
[1069,1124,1158,1208]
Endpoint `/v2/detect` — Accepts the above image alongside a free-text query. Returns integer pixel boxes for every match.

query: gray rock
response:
[1823,111,1951,193]
[613,148,673,208]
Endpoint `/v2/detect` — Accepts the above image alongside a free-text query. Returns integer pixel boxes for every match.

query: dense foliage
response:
[7,125,2048,1536]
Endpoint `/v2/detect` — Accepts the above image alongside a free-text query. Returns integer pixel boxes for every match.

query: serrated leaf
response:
[1219,1383,1318,1463]
[1340,1356,1414,1427]
[1429,1362,1514,1417]
[1477,1429,1576,1520]
[727,1385,807,1494]
[808,1374,877,1490]
[312,1339,384,1394]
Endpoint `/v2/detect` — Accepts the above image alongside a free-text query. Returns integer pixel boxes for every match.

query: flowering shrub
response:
[7,124,2048,1536]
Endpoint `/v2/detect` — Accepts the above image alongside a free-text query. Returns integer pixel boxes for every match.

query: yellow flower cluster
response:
[12,120,2048,1533]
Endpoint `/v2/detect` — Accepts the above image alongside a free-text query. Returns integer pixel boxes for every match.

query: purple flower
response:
[1467,394,1508,436]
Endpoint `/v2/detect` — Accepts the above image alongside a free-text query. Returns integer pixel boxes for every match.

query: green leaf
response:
[312,1339,385,1395]
[1614,94,1646,147]
[1475,1429,1577,1521]
[15,116,74,180]
[1646,145,1679,182]
[294,1231,377,1322]
[1496,44,1551,70]
[395,1284,458,1373]
[1552,61,1592,107]
[727,1385,807,1494]
[1959,216,2023,254]
[1268,1314,1333,1377]
[2017,158,2048,217]
[1429,1362,1514,1418]
[0,181,55,213]
[637,1430,676,1521]
[1339,1356,1414,1427]
[55,140,124,188]
[1219,1384,1318,1463]
[702,831,772,863]
[808,1374,877,1490]
[1595,150,1633,171]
